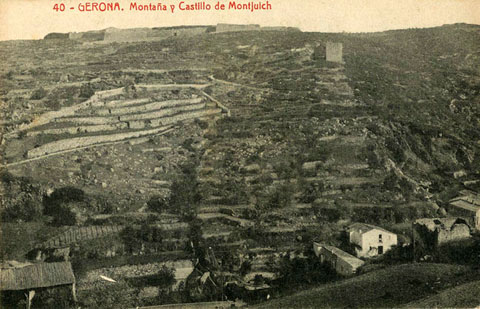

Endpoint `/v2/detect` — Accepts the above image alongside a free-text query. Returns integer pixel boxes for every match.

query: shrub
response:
[43,186,86,226]
[1,173,44,222]
[2,198,43,222]
[79,83,95,98]
[147,195,169,213]
[300,182,324,203]
[30,87,47,100]
[169,163,201,219]
[315,206,349,222]
[277,251,338,287]
[264,183,294,209]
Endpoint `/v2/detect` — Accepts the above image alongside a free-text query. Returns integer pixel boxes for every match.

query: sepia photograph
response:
[0,0,479,308]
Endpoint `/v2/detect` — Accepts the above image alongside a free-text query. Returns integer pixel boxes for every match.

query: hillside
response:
[254,263,478,308]
[403,279,480,308]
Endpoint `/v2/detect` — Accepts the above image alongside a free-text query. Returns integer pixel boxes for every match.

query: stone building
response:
[347,223,398,258]
[413,217,472,259]
[313,243,364,276]
[448,191,480,230]
[326,42,343,63]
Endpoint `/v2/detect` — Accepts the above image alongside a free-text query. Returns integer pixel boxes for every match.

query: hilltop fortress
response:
[44,23,300,43]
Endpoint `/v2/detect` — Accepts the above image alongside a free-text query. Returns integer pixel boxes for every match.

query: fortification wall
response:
[102,27,208,42]
[103,28,150,42]
[216,23,260,33]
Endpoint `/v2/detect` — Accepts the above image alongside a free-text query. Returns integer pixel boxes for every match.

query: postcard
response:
[1,1,479,308]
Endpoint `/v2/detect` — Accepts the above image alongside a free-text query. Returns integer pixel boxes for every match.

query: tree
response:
[43,186,86,226]
[155,265,176,289]
[169,163,201,219]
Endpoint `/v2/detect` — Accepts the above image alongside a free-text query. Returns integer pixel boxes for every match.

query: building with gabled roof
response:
[347,223,398,258]
[313,243,364,276]
[0,261,76,308]
[448,191,480,230]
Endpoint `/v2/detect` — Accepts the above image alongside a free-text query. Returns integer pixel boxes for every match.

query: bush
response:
[264,183,294,209]
[1,173,44,222]
[2,198,42,222]
[299,182,324,203]
[30,87,47,100]
[277,251,338,287]
[316,206,347,222]
[147,195,169,213]
[120,224,164,254]
[43,186,86,226]
[435,236,480,265]
[79,83,95,98]
[50,206,77,226]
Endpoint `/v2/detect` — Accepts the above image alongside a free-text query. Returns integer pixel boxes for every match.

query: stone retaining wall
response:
[119,102,205,121]
[96,97,203,116]
[150,108,221,127]
[27,123,128,137]
[27,126,171,158]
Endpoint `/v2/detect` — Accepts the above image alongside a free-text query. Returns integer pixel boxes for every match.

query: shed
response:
[313,243,364,276]
[0,262,76,308]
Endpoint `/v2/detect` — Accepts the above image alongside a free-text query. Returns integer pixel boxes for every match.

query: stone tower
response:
[326,42,343,63]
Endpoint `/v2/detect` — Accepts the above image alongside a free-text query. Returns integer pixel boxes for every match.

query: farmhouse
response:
[313,243,364,276]
[347,223,398,258]
[0,262,76,309]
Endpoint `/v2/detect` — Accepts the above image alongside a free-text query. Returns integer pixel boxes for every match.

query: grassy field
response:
[255,263,478,308]
[403,279,480,308]
[0,222,61,260]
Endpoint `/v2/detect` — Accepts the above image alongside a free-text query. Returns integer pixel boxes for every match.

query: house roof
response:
[313,243,364,269]
[0,262,75,291]
[348,223,395,235]
[449,199,480,213]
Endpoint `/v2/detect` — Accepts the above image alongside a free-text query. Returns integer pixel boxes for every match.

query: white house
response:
[348,223,397,258]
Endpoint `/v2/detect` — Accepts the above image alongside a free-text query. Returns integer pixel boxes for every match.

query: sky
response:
[0,0,479,40]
